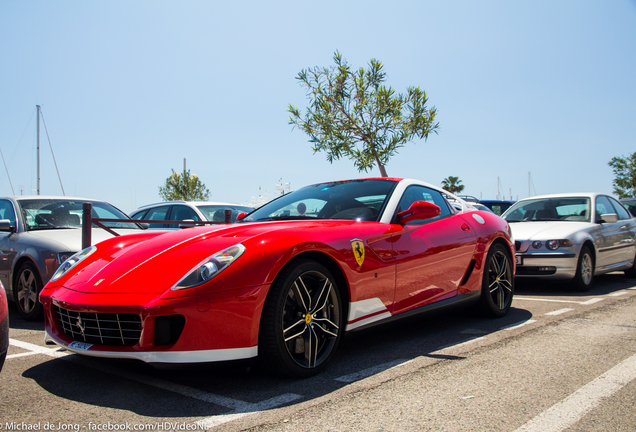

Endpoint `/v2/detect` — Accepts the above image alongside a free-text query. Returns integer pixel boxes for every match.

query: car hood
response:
[55,220,364,295]
[28,228,146,253]
[508,221,590,241]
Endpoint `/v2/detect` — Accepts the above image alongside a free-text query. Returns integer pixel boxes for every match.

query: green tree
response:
[441,176,465,194]
[158,168,210,201]
[608,152,636,198]
[288,51,439,177]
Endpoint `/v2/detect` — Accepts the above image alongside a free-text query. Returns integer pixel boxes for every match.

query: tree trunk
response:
[371,145,388,177]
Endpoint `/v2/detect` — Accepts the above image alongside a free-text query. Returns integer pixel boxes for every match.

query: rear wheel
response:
[477,243,514,318]
[13,262,43,321]
[572,246,594,291]
[260,260,343,378]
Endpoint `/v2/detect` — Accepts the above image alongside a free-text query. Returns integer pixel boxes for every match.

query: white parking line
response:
[502,320,537,331]
[580,298,604,305]
[8,338,301,427]
[514,297,604,305]
[335,358,411,383]
[608,292,628,297]
[545,308,574,316]
[513,353,636,432]
[8,338,69,358]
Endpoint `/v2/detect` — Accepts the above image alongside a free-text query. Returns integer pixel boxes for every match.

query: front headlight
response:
[51,246,97,282]
[546,239,573,250]
[172,243,245,291]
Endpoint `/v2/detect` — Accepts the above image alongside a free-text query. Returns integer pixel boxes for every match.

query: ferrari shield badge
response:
[351,239,365,267]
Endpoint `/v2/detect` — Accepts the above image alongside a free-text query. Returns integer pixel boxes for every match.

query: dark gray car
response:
[0,196,143,320]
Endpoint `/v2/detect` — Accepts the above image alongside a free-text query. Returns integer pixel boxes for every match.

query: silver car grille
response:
[54,305,141,347]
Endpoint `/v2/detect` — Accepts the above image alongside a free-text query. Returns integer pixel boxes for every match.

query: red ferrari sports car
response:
[40,178,515,377]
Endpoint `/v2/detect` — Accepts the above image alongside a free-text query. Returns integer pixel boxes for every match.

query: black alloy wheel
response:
[478,243,514,318]
[260,260,343,378]
[14,262,44,321]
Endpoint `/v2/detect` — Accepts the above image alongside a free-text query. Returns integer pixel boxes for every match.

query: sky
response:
[1,1,635,214]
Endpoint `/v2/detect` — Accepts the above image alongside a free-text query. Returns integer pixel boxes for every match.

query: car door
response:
[609,196,636,264]
[389,186,477,315]
[593,195,630,269]
[0,200,18,290]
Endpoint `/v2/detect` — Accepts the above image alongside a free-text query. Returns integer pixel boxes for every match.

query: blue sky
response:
[1,1,635,213]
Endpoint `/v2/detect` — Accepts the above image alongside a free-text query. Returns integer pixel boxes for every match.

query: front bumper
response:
[40,283,268,365]
[514,252,578,280]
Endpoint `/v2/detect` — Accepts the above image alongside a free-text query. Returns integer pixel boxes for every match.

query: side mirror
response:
[0,219,15,233]
[397,201,441,224]
[599,213,618,223]
[236,212,248,221]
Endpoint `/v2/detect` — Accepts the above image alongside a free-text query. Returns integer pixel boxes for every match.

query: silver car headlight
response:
[51,246,97,282]
[546,239,573,250]
[172,243,245,291]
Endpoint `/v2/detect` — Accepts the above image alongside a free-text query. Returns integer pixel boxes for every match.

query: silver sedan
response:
[0,196,143,320]
[502,193,636,291]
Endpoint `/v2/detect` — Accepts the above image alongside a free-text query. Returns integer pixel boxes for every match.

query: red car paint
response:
[39,178,514,375]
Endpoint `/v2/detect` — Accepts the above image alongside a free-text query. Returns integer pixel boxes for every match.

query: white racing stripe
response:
[513,353,636,432]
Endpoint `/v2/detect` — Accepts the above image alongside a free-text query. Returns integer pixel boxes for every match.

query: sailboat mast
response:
[36,105,41,195]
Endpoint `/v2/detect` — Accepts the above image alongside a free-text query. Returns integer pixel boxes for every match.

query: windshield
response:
[503,197,591,222]
[195,204,254,222]
[241,179,398,222]
[18,199,140,231]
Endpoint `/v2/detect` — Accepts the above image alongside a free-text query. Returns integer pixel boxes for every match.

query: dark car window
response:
[395,185,452,224]
[595,196,616,221]
[18,199,138,230]
[130,210,148,220]
[144,206,170,229]
[243,179,397,222]
[0,200,16,227]
[609,197,632,220]
[504,198,590,222]
[621,199,636,217]
[168,205,199,228]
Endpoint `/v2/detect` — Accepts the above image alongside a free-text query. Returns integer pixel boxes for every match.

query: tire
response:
[477,243,514,318]
[259,260,343,378]
[572,246,594,292]
[13,262,44,321]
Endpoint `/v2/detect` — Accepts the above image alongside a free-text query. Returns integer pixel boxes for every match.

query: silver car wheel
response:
[17,267,38,314]
[580,253,593,285]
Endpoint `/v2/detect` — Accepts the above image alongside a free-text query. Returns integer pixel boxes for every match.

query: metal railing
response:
[81,202,232,249]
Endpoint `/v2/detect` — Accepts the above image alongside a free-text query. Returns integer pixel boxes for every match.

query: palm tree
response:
[441,176,465,194]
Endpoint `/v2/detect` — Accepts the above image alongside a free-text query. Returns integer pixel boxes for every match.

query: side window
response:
[145,206,170,228]
[130,210,148,220]
[169,206,199,222]
[609,197,631,220]
[0,200,16,227]
[595,196,615,221]
[168,205,200,228]
[396,186,451,224]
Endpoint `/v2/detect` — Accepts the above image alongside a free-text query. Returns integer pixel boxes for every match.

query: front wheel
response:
[572,246,594,292]
[477,243,514,318]
[13,262,44,321]
[259,260,343,378]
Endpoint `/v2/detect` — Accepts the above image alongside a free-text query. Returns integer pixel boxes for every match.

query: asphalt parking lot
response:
[2,274,636,431]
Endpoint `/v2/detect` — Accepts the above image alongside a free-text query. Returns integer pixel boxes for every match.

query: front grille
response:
[54,305,141,347]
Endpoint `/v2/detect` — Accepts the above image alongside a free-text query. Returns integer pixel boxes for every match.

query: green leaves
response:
[158,168,211,201]
[288,51,439,177]
[608,152,636,198]
[441,176,465,194]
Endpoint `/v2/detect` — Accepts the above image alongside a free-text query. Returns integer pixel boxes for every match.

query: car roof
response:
[3,195,106,202]
[134,201,251,210]
[515,192,606,202]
